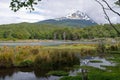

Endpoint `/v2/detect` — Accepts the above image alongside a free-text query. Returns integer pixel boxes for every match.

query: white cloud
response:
[0,0,46,24]
[0,0,120,25]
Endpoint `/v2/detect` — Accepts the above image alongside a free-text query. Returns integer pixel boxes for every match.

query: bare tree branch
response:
[95,0,120,36]
[102,0,120,16]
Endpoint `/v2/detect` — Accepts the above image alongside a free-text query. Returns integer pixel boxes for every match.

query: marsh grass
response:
[106,43,120,53]
[0,46,14,68]
[0,43,118,69]
[1,44,96,68]
[34,49,80,69]
[46,71,69,76]
[89,60,103,63]
[60,76,82,80]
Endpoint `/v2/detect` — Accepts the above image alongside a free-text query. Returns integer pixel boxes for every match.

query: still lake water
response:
[0,68,61,80]
[0,41,98,46]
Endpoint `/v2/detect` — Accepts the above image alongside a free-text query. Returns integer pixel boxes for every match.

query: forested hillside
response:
[0,23,119,40]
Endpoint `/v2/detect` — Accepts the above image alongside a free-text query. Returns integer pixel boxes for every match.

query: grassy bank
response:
[0,44,98,68]
[0,43,119,70]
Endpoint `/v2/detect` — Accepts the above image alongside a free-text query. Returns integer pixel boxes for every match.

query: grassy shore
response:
[0,39,54,43]
[0,44,98,68]
[0,43,119,68]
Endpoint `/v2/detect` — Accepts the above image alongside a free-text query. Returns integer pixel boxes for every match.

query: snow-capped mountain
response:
[56,11,90,20]
[67,11,90,20]
[37,11,97,27]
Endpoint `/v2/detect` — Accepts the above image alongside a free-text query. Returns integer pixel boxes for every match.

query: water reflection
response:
[0,55,115,80]
[0,68,15,79]
[80,57,115,69]
[0,41,98,46]
[69,56,115,76]
[0,68,61,80]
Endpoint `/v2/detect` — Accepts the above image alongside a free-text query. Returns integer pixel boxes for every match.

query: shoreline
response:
[0,38,119,43]
[0,40,55,43]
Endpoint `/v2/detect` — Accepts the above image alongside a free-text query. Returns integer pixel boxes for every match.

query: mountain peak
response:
[55,11,91,21]
[66,11,90,20]
[38,10,97,27]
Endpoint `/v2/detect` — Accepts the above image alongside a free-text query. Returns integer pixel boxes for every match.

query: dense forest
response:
[0,23,120,40]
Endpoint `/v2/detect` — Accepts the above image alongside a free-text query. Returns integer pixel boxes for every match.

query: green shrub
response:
[89,60,103,63]
[96,42,106,54]
[89,73,120,80]
[46,71,69,76]
[19,60,33,67]
[60,76,82,80]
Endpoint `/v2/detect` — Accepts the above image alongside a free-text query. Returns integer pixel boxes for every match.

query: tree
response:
[115,0,120,6]
[10,0,41,12]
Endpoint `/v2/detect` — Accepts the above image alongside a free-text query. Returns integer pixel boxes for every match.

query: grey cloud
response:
[0,0,120,24]
[36,0,120,24]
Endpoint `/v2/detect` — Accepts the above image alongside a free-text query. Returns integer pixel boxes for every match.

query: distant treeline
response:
[0,23,120,40]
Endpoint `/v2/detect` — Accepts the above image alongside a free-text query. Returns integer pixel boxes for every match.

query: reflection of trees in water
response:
[0,67,72,79]
[34,67,71,78]
[0,68,15,79]
[34,69,49,78]
[0,68,34,79]
[18,68,33,72]
[0,68,50,79]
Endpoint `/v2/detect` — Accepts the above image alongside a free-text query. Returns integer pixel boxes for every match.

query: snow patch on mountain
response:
[55,11,91,21]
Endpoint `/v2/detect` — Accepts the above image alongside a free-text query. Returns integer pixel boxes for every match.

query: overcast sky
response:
[0,0,120,25]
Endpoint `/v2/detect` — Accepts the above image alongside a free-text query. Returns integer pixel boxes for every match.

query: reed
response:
[34,49,80,69]
[0,44,104,68]
[0,46,14,68]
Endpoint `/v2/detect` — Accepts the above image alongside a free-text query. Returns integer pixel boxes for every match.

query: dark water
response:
[0,56,115,80]
[0,68,61,80]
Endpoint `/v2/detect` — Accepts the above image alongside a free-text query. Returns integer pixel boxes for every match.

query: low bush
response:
[46,71,69,76]
[60,76,82,80]
[19,60,33,67]
[89,60,103,63]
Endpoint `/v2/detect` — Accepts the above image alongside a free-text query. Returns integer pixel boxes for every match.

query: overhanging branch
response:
[102,0,120,16]
[95,0,120,36]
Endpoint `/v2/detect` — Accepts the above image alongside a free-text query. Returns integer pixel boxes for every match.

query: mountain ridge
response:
[36,11,97,27]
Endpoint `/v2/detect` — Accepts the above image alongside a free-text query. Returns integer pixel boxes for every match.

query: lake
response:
[0,41,98,46]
